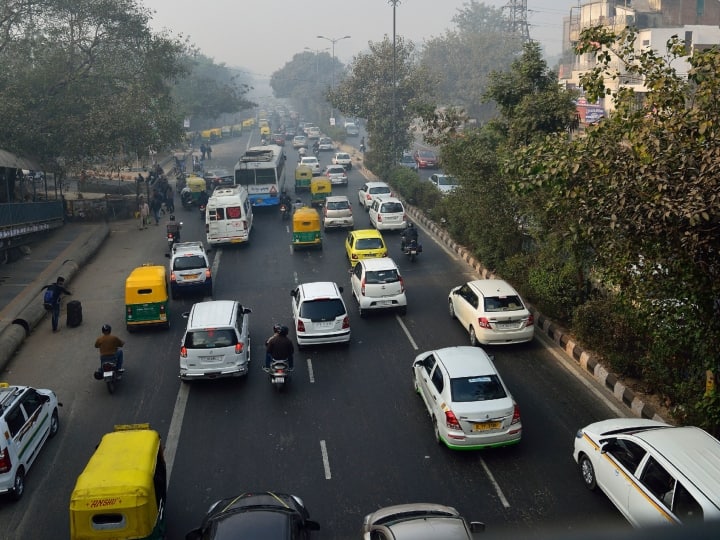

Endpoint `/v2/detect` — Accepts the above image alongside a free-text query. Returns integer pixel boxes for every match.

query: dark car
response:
[413,149,439,169]
[285,126,297,139]
[204,169,234,190]
[272,133,286,146]
[186,491,320,540]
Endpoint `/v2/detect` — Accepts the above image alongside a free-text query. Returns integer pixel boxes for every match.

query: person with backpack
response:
[41,276,72,332]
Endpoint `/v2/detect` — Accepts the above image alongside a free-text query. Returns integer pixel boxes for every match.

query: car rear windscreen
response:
[184,328,237,349]
[299,299,346,321]
[173,256,207,271]
[451,375,507,402]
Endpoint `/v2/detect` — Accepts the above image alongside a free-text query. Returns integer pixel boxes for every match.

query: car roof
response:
[335,152,350,157]
[351,229,384,239]
[363,181,390,188]
[432,346,497,378]
[467,279,520,297]
[326,195,349,202]
[358,257,399,271]
[298,281,342,300]
[375,196,402,205]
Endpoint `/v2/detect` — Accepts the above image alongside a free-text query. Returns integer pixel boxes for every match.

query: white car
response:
[413,346,522,450]
[368,196,406,231]
[292,135,307,149]
[318,137,334,151]
[332,152,352,170]
[299,156,321,176]
[0,384,60,499]
[323,165,348,185]
[291,282,351,348]
[350,257,407,317]
[448,279,534,346]
[362,503,485,539]
[429,173,459,194]
[306,126,321,139]
[573,418,720,527]
[358,181,392,210]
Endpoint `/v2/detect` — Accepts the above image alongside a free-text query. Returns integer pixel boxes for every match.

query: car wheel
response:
[433,419,442,445]
[580,455,597,490]
[469,326,478,347]
[358,304,365,318]
[448,300,456,319]
[398,305,407,316]
[49,409,59,438]
[10,467,25,501]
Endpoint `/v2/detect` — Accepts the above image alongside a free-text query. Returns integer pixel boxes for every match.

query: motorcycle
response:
[167,231,176,250]
[267,359,291,391]
[401,238,422,262]
[199,203,206,220]
[94,353,123,394]
[280,203,290,221]
[359,143,366,153]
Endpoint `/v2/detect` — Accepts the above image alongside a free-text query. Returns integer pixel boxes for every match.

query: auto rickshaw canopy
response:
[184,175,206,193]
[125,265,167,304]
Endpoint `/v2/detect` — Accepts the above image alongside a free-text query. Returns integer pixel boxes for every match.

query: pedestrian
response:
[150,192,162,225]
[138,196,149,229]
[206,144,212,160]
[164,184,175,213]
[200,143,207,160]
[41,276,72,333]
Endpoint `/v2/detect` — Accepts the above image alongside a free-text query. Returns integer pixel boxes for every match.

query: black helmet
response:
[273,323,282,334]
[406,222,414,228]
[169,214,176,221]
[279,325,289,336]
[102,324,111,334]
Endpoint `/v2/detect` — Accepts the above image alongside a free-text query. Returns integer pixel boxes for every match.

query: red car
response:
[414,149,438,169]
[271,133,286,146]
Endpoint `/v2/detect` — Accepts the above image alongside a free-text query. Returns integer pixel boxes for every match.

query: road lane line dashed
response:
[211,246,222,285]
[396,315,419,350]
[164,381,190,484]
[307,358,315,383]
[480,456,511,508]
[320,440,332,479]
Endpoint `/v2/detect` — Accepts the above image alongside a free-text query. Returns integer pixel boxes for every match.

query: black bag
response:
[66,300,82,327]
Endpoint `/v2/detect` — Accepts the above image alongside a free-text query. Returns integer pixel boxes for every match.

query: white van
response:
[205,186,253,245]
[574,418,720,527]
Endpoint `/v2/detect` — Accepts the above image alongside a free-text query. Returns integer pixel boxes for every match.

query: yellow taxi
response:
[344,229,387,264]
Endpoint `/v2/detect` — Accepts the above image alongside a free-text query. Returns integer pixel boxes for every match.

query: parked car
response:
[362,503,484,540]
[429,173,459,194]
[368,196,406,231]
[414,149,439,169]
[185,491,320,540]
[358,181,392,210]
[350,257,407,317]
[413,346,522,450]
[573,418,720,527]
[345,229,388,264]
[322,195,354,230]
[291,281,351,348]
[332,152,352,170]
[448,279,534,346]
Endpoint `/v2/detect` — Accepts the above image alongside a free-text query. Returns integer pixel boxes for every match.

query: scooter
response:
[199,203,206,220]
[401,238,422,262]
[280,203,290,221]
[167,231,177,250]
[267,359,291,391]
[94,353,124,394]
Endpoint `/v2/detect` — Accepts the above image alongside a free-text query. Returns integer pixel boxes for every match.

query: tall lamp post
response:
[389,0,401,163]
[317,34,351,125]
[304,46,329,75]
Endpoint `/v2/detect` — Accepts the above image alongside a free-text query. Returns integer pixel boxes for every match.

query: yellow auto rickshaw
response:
[70,424,167,540]
[292,206,322,249]
[125,264,169,332]
[181,175,207,208]
[310,177,331,207]
[295,165,313,192]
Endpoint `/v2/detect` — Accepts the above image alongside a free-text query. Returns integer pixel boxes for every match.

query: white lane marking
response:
[307,358,315,383]
[211,247,222,280]
[320,440,332,479]
[164,381,190,483]
[480,456,511,508]
[293,271,299,285]
[396,315,419,350]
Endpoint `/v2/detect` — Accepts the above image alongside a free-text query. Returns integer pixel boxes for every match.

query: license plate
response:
[473,421,501,431]
[496,322,516,329]
[273,377,285,384]
[231,238,244,243]
[381,300,393,306]
[202,356,221,362]
[316,321,334,329]
[185,273,199,279]
[103,371,114,378]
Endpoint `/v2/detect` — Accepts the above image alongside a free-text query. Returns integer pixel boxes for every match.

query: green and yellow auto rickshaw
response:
[180,175,207,208]
[310,177,331,208]
[125,264,170,332]
[295,165,313,192]
[69,424,167,540]
[292,206,322,249]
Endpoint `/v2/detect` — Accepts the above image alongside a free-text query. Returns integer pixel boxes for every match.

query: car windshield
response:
[380,202,403,213]
[483,295,525,312]
[401,155,414,163]
[419,151,435,158]
[356,238,384,250]
[370,187,391,195]
[439,176,458,186]
[451,375,507,402]
[328,168,345,174]
[326,200,349,210]
[299,299,346,321]
[173,256,207,271]
[336,154,349,160]
[365,269,399,284]
[184,328,237,349]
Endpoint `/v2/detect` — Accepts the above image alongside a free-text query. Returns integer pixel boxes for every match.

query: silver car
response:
[362,503,484,539]
[322,196,354,230]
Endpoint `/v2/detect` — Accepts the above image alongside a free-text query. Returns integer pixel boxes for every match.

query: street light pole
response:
[304,47,329,75]
[389,1,401,162]
[317,34,351,125]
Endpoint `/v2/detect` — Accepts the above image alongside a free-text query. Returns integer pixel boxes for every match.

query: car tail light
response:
[342,316,350,329]
[478,317,491,329]
[297,320,305,332]
[243,220,248,231]
[377,214,382,222]
[323,206,327,217]
[170,272,176,283]
[180,346,188,358]
[0,447,11,473]
[511,402,521,425]
[235,342,244,353]
[205,269,212,279]
[526,314,534,327]
[445,409,462,431]
[360,277,366,296]
[399,276,405,293]
[160,303,166,315]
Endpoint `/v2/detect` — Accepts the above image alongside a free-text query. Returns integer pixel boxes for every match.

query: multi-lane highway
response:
[0,127,632,539]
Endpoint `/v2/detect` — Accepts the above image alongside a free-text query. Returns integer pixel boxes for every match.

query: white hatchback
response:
[413,346,522,450]
[448,279,534,346]
[300,156,321,176]
[358,181,392,210]
[291,282,351,348]
[368,196,406,231]
[350,257,407,317]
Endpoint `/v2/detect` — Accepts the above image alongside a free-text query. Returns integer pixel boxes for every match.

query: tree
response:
[328,35,433,176]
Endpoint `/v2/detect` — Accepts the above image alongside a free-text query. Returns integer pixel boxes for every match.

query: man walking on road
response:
[41,276,72,333]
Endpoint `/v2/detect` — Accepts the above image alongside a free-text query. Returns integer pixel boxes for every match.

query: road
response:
[0,127,631,539]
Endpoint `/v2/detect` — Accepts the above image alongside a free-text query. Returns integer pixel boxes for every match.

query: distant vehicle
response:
[398,153,417,171]
[429,173,459,194]
[332,152,352,170]
[345,122,360,136]
[323,165,348,185]
[271,133,285,146]
[318,137,334,151]
[414,149,439,169]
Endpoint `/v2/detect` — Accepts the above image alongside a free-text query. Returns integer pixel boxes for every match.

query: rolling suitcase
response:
[66,300,83,327]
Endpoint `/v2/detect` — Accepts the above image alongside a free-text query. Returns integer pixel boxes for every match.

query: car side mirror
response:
[181,311,190,319]
[164,253,170,258]
[469,521,485,533]
[338,286,344,293]
[291,290,298,298]
[243,308,252,314]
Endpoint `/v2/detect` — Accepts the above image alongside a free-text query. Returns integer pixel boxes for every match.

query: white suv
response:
[0,383,60,500]
[167,242,212,299]
[368,197,406,231]
[350,257,407,317]
[291,282,350,348]
[179,300,251,381]
[358,181,392,210]
[300,156,321,176]
[332,152,352,170]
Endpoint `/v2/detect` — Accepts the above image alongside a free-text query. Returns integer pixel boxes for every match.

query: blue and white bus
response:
[234,145,287,207]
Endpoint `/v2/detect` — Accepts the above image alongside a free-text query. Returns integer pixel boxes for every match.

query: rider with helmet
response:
[401,221,419,250]
[279,189,293,212]
[94,324,124,372]
[166,214,181,242]
[265,324,294,370]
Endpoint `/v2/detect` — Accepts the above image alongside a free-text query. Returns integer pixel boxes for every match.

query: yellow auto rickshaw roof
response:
[294,207,320,220]
[71,428,161,500]
[126,265,166,287]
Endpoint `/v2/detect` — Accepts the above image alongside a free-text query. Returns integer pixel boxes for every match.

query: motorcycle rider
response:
[265,324,294,371]
[279,190,293,214]
[360,137,366,153]
[166,214,181,243]
[401,221,419,251]
[298,146,307,160]
[94,324,124,374]
[312,140,320,156]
